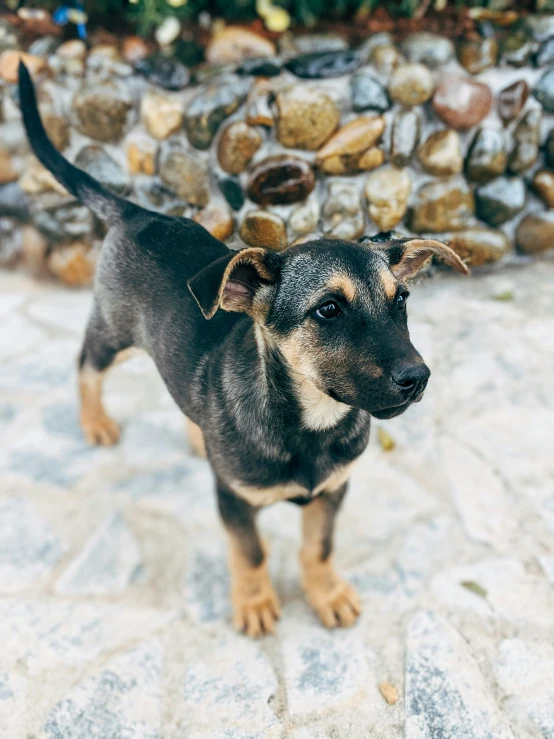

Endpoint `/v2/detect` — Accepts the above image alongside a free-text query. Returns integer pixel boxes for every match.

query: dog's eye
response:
[396,291,409,310]
[315,301,341,319]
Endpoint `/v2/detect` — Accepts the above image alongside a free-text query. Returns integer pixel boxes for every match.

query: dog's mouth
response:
[327,388,425,419]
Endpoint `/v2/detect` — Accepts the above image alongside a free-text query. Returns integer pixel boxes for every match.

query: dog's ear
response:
[383,238,470,280]
[188,248,282,320]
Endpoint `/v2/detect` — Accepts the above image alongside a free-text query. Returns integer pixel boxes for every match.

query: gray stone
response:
[44,640,162,739]
[401,32,455,68]
[475,176,526,226]
[351,70,390,113]
[181,635,278,736]
[495,639,554,739]
[183,537,231,624]
[405,611,514,739]
[74,145,130,195]
[55,512,141,595]
[159,142,210,207]
[71,82,133,142]
[184,78,250,150]
[390,108,421,167]
[0,497,63,592]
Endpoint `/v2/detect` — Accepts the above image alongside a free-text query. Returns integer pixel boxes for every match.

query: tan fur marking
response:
[78,367,120,446]
[300,498,362,628]
[231,461,355,507]
[327,274,357,302]
[228,537,281,637]
[379,269,398,300]
[186,417,206,457]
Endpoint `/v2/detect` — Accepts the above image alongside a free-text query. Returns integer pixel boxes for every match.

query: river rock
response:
[56,39,87,60]
[293,34,349,54]
[127,136,157,176]
[475,177,526,226]
[545,129,554,168]
[206,27,275,65]
[240,210,287,250]
[285,49,360,79]
[0,218,22,266]
[388,63,434,106]
[237,57,282,76]
[0,182,29,220]
[217,121,263,175]
[122,36,149,65]
[20,156,67,196]
[409,177,474,233]
[508,107,541,173]
[141,89,183,139]
[535,37,554,67]
[134,181,184,214]
[289,197,320,235]
[501,30,533,67]
[184,79,250,150]
[0,149,18,184]
[370,44,404,75]
[0,50,48,83]
[42,111,70,152]
[444,228,511,266]
[245,78,274,127]
[364,165,411,231]
[323,182,364,240]
[532,170,554,207]
[465,128,507,182]
[458,35,498,74]
[48,242,97,286]
[134,54,189,90]
[159,142,209,206]
[417,130,463,177]
[533,68,554,112]
[247,155,315,206]
[390,109,420,167]
[401,32,455,68]
[516,211,554,254]
[351,70,390,113]
[433,75,493,129]
[276,87,340,150]
[193,205,234,241]
[74,146,130,196]
[525,14,554,42]
[316,116,385,174]
[218,176,244,211]
[71,83,133,142]
[498,80,529,124]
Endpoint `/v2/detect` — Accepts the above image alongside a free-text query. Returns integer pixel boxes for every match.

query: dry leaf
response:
[461,580,487,598]
[377,427,396,451]
[379,681,399,705]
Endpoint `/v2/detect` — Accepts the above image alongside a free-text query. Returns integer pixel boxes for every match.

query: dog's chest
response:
[230,460,354,507]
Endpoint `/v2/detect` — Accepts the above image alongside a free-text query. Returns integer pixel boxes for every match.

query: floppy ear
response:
[385,238,470,280]
[187,248,281,320]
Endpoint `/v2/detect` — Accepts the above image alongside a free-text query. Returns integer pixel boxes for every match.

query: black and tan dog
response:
[19,63,468,636]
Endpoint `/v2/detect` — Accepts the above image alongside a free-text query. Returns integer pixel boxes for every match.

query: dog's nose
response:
[391,363,431,393]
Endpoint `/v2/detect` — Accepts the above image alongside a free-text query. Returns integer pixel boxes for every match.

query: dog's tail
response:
[18,62,130,225]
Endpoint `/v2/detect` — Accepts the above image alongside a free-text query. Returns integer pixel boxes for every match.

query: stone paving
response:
[0,258,553,738]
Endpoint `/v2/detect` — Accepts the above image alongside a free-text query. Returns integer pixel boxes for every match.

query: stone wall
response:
[2,18,554,285]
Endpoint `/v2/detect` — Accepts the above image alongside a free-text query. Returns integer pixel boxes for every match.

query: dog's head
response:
[188,238,468,423]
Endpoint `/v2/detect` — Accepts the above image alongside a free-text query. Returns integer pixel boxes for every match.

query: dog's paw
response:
[232,587,281,638]
[81,413,120,446]
[305,578,361,629]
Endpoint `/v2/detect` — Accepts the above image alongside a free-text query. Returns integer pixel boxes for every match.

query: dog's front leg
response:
[300,485,361,628]
[217,486,280,637]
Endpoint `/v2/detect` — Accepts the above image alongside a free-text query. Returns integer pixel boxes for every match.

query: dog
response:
[19,62,468,636]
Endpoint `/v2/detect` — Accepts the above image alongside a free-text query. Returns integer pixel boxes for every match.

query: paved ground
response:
[0,258,553,739]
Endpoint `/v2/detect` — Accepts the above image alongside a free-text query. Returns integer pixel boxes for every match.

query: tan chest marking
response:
[231,461,355,507]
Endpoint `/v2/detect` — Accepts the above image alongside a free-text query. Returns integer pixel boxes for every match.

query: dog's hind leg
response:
[78,309,128,446]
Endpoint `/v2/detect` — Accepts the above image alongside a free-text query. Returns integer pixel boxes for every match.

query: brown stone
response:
[122,36,150,64]
[206,27,275,65]
[498,80,529,125]
[48,242,97,286]
[316,116,385,173]
[141,90,183,140]
[417,129,463,177]
[444,228,511,266]
[532,170,554,208]
[240,210,288,251]
[0,150,18,184]
[159,143,210,207]
[245,78,274,127]
[409,177,475,233]
[43,112,70,151]
[247,155,315,206]
[516,212,554,254]
[433,75,493,130]
[72,84,133,143]
[508,108,541,174]
[21,225,49,275]
[0,51,49,83]
[388,63,434,106]
[127,137,157,176]
[364,166,411,231]
[276,87,340,150]
[370,45,404,74]
[19,156,68,196]
[323,181,365,240]
[458,37,498,75]
[217,121,263,175]
[193,205,234,241]
[56,40,87,60]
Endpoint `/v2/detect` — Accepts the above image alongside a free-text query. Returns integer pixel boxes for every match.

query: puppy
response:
[19,63,468,636]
